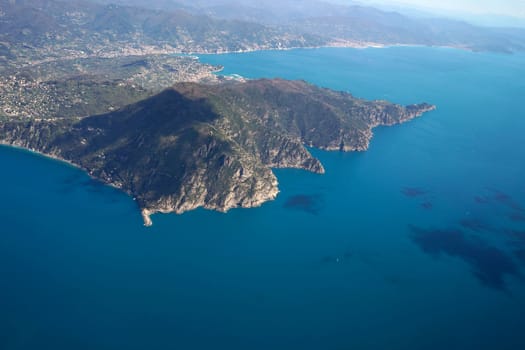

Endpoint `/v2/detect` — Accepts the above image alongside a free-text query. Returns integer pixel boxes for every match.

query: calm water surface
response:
[1,47,524,349]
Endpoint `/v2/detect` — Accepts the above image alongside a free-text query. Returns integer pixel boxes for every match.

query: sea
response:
[1,47,524,349]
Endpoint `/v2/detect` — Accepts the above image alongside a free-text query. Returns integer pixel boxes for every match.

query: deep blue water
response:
[1,47,525,349]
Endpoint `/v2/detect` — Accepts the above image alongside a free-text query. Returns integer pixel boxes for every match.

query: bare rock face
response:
[0,79,435,225]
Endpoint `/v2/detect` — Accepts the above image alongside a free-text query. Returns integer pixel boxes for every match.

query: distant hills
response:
[1,0,525,65]
[0,0,323,64]
[288,9,525,52]
[98,0,525,53]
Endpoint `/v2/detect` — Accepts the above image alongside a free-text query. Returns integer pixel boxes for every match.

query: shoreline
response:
[17,41,477,69]
[188,41,483,57]
[0,142,143,220]
[0,142,278,227]
[0,142,126,193]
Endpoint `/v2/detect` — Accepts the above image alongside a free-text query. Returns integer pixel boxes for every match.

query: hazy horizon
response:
[99,0,525,26]
[351,0,524,16]
[322,0,525,27]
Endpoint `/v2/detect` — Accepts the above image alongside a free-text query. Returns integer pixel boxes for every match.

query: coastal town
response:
[0,53,220,120]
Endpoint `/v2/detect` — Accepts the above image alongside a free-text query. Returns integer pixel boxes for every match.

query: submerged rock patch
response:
[409,225,520,290]
[401,187,428,198]
[284,194,324,215]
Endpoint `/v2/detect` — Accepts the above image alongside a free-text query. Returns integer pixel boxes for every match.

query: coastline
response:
[0,141,142,220]
[0,142,279,227]
[14,41,479,72]
[0,141,85,173]
[189,41,476,57]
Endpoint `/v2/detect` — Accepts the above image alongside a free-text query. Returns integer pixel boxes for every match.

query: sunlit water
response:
[1,47,524,349]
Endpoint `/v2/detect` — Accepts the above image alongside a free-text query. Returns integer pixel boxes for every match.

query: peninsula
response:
[0,79,435,225]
